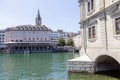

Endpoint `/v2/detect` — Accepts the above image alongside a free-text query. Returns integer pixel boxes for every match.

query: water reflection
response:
[96,70,120,79]
[0,53,74,80]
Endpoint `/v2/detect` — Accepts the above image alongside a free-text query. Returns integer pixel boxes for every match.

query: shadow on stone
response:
[96,70,120,79]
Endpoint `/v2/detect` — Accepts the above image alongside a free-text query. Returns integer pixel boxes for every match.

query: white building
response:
[68,0,120,73]
[52,30,68,45]
[0,30,5,43]
[73,35,81,48]
[52,31,59,45]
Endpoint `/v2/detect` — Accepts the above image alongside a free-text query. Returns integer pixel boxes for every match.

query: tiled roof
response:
[5,25,51,31]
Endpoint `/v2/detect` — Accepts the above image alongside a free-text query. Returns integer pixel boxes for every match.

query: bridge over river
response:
[68,0,120,73]
[68,45,120,73]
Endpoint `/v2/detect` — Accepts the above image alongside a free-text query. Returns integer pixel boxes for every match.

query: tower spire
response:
[35,9,42,26]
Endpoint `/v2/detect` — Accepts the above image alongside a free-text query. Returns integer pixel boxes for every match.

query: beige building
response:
[4,10,52,53]
[68,0,120,73]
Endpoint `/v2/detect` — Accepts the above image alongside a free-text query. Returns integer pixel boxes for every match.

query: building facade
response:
[68,0,120,73]
[52,30,68,45]
[0,30,5,43]
[4,10,52,53]
[52,31,59,45]
[52,30,79,45]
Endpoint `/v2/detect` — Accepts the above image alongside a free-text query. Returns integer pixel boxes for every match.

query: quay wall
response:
[68,61,95,73]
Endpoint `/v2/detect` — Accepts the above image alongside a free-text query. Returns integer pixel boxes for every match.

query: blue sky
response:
[0,0,80,32]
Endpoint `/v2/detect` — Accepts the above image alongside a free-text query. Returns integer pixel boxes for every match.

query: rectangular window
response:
[88,26,96,39]
[91,0,94,10]
[115,18,120,35]
[88,28,91,39]
[87,0,95,13]
[88,2,91,12]
[92,26,95,38]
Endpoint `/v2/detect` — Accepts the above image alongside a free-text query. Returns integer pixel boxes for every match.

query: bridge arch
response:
[94,55,120,72]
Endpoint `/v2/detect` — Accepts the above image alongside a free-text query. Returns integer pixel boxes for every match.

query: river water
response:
[0,52,119,80]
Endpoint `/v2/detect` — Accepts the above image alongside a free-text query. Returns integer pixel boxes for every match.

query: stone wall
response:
[68,61,95,73]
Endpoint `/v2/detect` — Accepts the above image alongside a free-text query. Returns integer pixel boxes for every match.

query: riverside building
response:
[52,30,68,45]
[0,30,5,43]
[68,0,120,73]
[4,10,52,53]
[0,30,5,49]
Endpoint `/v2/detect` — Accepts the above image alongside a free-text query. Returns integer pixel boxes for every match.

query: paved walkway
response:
[68,55,92,62]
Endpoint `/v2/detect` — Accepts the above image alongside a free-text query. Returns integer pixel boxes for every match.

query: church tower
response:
[35,9,42,26]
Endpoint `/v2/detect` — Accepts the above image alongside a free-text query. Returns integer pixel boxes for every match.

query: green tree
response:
[58,37,65,46]
[66,38,74,46]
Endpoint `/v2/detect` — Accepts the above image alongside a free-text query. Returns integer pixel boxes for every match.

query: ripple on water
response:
[0,53,119,80]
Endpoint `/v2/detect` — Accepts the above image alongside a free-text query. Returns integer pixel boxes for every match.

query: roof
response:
[5,25,51,31]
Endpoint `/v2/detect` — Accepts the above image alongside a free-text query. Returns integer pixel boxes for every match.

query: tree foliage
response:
[58,37,65,46]
[66,38,74,46]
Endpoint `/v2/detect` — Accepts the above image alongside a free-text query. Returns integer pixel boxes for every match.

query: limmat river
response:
[0,52,119,80]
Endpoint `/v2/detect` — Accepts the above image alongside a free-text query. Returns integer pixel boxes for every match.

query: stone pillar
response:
[51,46,52,52]
[28,46,29,51]
[43,46,44,52]
[17,47,19,51]
[47,46,48,51]
[34,46,36,51]
[38,46,40,51]
[31,46,32,52]
[14,46,15,51]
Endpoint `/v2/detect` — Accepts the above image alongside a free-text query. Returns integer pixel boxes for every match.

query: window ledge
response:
[88,38,97,42]
[87,9,95,16]
[114,35,120,37]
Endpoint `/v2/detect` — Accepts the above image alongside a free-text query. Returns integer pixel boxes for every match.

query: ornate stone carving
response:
[110,3,120,17]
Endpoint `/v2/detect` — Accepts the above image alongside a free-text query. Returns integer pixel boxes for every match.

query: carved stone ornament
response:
[86,19,97,26]
[110,3,120,17]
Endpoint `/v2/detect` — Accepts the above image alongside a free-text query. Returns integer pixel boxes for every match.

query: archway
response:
[94,55,120,72]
